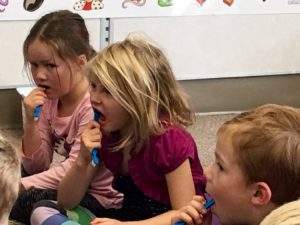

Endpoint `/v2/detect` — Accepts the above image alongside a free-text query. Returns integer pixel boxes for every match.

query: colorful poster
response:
[0,0,300,21]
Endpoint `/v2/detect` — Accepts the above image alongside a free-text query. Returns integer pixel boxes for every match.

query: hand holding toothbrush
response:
[172,196,214,225]
[23,86,46,122]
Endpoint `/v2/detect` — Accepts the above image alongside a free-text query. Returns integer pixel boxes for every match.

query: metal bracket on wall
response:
[100,18,113,49]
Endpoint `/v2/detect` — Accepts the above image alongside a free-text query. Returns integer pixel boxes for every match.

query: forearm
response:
[22,122,42,157]
[92,210,177,225]
[58,158,98,209]
[132,210,177,225]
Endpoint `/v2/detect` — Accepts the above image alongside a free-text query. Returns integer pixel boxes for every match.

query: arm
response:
[21,134,81,190]
[58,120,101,209]
[22,87,47,157]
[22,99,94,189]
[166,159,196,209]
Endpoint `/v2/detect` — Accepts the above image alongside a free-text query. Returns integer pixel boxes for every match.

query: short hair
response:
[218,104,300,204]
[0,137,20,221]
[85,34,193,152]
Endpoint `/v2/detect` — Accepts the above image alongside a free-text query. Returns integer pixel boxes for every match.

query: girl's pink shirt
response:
[21,92,123,209]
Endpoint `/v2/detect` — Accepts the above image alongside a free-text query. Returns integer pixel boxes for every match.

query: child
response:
[10,10,122,225]
[30,35,208,225]
[0,137,20,225]
[171,104,300,225]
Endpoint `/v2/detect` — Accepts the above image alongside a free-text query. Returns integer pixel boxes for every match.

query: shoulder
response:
[146,125,197,172]
[151,125,195,148]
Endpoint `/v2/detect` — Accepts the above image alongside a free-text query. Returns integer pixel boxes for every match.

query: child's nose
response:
[91,92,102,104]
[203,164,212,182]
[35,68,47,80]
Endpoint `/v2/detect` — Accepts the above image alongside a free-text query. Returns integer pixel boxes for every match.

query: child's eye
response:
[30,63,38,69]
[90,82,96,90]
[103,88,110,95]
[47,63,57,68]
[216,162,224,171]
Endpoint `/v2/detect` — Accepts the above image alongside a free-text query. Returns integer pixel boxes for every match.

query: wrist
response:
[75,156,92,168]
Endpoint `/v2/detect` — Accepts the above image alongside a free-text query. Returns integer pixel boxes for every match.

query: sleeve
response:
[22,98,93,190]
[153,127,197,174]
[21,101,55,174]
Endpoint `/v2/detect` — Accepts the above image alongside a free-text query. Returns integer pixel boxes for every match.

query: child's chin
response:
[100,127,110,135]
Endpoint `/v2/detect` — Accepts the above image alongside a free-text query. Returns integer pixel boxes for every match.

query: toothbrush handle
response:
[174,222,186,225]
[92,111,101,166]
[34,105,41,120]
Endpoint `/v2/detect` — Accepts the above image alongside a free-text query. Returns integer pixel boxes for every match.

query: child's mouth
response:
[38,84,49,89]
[93,109,106,124]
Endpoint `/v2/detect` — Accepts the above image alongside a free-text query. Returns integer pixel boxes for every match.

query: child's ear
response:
[251,182,272,206]
[77,54,87,68]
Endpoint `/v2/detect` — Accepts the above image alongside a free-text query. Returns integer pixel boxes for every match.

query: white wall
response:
[1,13,300,88]
[0,19,101,89]
[113,14,300,80]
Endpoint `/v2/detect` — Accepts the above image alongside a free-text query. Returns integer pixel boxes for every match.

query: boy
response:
[0,136,20,225]
[172,104,300,225]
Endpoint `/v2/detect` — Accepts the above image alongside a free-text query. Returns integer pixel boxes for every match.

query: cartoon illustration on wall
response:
[0,0,9,12]
[122,0,146,8]
[73,0,104,10]
[157,0,172,7]
[196,0,206,6]
[122,0,172,8]
[23,0,44,12]
[223,0,234,6]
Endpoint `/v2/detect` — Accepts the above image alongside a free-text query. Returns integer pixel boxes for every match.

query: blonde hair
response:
[218,104,300,204]
[85,34,193,151]
[259,199,300,225]
[0,137,20,223]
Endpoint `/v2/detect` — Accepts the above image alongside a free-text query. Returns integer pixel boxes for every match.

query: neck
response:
[251,203,278,225]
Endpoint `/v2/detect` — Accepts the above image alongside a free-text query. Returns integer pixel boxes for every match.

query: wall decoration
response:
[122,0,146,8]
[0,1,298,21]
[73,0,104,11]
[0,0,8,12]
[23,0,44,12]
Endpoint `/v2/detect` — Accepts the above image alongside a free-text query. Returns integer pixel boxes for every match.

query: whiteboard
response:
[1,14,300,88]
[113,14,300,80]
[0,19,101,89]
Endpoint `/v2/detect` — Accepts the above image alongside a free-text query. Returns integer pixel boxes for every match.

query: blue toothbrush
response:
[34,105,41,120]
[174,199,215,225]
[92,110,101,166]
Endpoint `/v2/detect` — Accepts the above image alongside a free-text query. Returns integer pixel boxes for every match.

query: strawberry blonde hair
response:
[218,104,300,204]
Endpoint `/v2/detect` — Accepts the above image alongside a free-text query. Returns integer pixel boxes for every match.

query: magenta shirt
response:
[101,125,206,206]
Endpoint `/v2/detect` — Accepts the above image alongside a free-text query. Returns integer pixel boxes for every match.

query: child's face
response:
[27,39,78,99]
[89,75,131,134]
[204,132,256,225]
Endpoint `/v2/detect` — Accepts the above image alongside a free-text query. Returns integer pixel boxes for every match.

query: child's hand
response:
[171,195,207,225]
[90,217,122,225]
[23,87,46,123]
[79,120,102,164]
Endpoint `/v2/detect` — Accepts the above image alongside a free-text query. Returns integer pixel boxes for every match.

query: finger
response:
[85,120,100,130]
[90,217,109,224]
[190,196,207,214]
